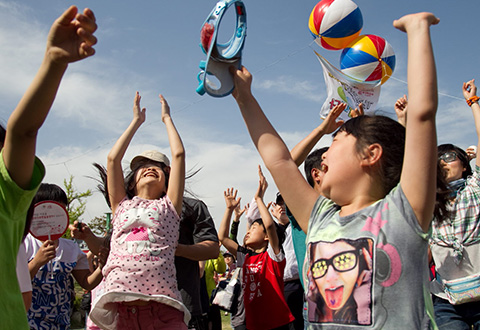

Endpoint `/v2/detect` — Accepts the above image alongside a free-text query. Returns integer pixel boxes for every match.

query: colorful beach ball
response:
[340,34,396,85]
[308,0,363,51]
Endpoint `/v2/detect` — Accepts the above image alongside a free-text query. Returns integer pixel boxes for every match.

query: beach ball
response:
[340,34,396,85]
[308,0,363,50]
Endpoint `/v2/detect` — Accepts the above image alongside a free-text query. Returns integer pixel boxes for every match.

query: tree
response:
[89,215,108,236]
[62,176,92,239]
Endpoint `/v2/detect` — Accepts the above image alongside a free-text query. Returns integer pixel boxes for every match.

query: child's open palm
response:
[159,94,171,123]
[133,91,146,124]
[224,188,241,211]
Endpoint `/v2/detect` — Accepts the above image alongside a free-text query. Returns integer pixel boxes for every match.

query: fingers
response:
[75,8,98,57]
[57,5,78,27]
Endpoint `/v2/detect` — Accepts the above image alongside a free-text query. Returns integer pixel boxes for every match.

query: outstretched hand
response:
[394,95,408,126]
[234,202,248,221]
[463,79,477,100]
[231,66,253,101]
[133,91,146,124]
[393,12,439,33]
[159,94,171,123]
[46,6,97,65]
[320,103,346,134]
[254,165,268,200]
[224,188,241,211]
[350,103,364,118]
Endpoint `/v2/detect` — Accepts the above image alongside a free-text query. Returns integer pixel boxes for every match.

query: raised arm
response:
[255,166,281,254]
[231,67,320,232]
[462,79,480,168]
[107,92,145,213]
[4,6,97,189]
[218,188,240,255]
[161,95,185,216]
[290,103,346,166]
[395,13,440,231]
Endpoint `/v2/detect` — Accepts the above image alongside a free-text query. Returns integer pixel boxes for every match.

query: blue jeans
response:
[433,295,480,330]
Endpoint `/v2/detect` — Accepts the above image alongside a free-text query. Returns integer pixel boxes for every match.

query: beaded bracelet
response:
[467,96,480,106]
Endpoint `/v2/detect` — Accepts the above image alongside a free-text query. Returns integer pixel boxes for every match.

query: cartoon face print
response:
[308,238,373,325]
[311,240,359,310]
[117,206,160,254]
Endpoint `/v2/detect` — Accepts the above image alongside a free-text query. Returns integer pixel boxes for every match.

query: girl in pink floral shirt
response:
[89,92,189,330]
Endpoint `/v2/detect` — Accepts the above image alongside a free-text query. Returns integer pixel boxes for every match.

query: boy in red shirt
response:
[219,166,294,330]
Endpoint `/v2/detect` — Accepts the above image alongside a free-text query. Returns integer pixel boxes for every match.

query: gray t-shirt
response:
[304,184,435,329]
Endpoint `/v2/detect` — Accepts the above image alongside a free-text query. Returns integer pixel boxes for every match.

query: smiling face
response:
[133,162,167,197]
[311,241,359,311]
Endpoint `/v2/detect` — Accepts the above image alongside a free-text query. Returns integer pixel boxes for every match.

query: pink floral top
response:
[89,196,190,329]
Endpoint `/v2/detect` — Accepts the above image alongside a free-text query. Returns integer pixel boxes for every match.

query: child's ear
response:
[311,168,322,184]
[361,143,383,167]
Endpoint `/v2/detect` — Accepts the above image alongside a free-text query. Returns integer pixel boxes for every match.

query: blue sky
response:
[1,0,479,239]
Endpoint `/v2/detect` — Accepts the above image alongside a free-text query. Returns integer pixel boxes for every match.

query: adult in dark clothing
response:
[176,197,220,330]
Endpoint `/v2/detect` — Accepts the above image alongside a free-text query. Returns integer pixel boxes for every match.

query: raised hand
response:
[46,6,97,65]
[463,79,477,100]
[320,103,346,134]
[224,188,241,211]
[254,165,268,200]
[159,94,171,123]
[394,95,408,126]
[350,103,364,118]
[234,202,247,221]
[393,12,439,33]
[133,91,146,125]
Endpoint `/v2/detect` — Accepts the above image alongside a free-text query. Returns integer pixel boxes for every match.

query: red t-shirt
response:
[238,245,295,330]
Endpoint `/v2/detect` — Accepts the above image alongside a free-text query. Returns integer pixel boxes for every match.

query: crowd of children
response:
[2,4,480,330]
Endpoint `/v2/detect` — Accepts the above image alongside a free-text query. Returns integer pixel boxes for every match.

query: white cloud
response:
[256,76,325,103]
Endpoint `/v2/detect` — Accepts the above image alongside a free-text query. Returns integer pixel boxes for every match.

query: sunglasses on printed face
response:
[439,151,458,163]
[310,249,360,279]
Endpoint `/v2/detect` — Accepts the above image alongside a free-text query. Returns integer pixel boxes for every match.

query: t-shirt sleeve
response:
[0,152,45,221]
[267,244,285,263]
[74,246,90,270]
[191,199,219,244]
[392,184,429,239]
[16,241,32,293]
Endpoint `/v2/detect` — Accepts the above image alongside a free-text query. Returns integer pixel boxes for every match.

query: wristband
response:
[467,95,480,107]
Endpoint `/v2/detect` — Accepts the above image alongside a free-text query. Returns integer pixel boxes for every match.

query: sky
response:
[1,0,480,240]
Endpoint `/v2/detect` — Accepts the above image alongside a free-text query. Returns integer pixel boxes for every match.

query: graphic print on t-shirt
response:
[307,238,374,326]
[117,206,161,255]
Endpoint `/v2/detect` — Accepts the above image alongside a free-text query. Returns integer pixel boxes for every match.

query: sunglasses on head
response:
[310,249,360,279]
[439,151,458,163]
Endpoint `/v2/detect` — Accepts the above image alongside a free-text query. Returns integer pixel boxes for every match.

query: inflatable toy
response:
[196,0,247,97]
[340,34,395,85]
[309,0,363,50]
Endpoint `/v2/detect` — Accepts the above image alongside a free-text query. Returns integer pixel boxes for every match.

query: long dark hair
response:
[92,162,200,210]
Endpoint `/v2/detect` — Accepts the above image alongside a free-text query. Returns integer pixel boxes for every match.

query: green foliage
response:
[62,176,92,239]
[89,215,108,236]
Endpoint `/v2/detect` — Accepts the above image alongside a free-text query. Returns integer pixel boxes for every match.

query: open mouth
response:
[321,163,328,173]
[144,171,159,178]
[324,286,344,309]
